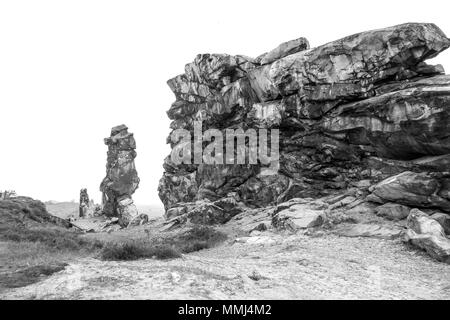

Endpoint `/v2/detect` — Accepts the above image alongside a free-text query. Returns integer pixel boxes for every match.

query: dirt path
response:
[1,233,449,300]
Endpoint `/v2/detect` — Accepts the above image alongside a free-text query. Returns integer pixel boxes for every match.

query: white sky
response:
[1,0,449,207]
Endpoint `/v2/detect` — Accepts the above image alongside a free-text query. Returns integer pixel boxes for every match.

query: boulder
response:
[227,207,274,234]
[346,202,377,216]
[375,203,410,221]
[116,197,140,227]
[272,202,325,232]
[430,212,450,235]
[406,209,445,236]
[403,209,450,263]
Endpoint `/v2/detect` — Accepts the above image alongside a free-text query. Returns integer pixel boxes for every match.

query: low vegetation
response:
[171,225,228,253]
[100,225,227,261]
[101,242,181,260]
[0,197,102,291]
[1,226,102,251]
[0,197,102,252]
[1,197,228,290]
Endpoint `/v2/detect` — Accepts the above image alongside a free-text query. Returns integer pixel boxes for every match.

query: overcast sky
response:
[1,0,449,207]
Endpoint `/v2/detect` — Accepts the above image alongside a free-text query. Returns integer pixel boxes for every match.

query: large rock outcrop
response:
[100,125,140,227]
[158,23,450,227]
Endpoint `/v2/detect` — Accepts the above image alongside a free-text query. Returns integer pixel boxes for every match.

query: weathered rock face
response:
[321,76,450,159]
[159,23,450,226]
[100,125,140,227]
[369,171,450,212]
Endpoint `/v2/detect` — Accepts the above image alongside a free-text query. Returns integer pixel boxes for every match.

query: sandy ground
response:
[2,232,449,300]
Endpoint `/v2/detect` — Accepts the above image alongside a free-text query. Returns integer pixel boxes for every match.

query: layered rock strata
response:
[159,23,450,233]
[79,188,90,218]
[100,125,140,227]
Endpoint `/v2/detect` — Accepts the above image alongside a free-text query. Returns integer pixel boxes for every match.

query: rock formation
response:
[158,23,450,262]
[100,125,140,227]
[79,188,90,218]
[403,209,450,263]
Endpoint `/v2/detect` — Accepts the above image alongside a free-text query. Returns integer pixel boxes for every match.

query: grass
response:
[101,241,181,261]
[0,239,97,291]
[1,197,228,290]
[0,262,67,289]
[0,228,102,291]
[0,197,103,291]
[0,196,102,252]
[174,225,228,253]
[100,225,228,261]
[0,226,103,251]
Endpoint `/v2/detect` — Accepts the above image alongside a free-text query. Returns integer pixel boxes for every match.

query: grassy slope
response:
[0,197,102,292]
[45,201,79,219]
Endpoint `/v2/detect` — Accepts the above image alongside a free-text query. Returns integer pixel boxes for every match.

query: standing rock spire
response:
[100,124,140,227]
[79,188,90,218]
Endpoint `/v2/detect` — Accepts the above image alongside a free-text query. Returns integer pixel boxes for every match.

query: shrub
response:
[100,241,181,261]
[100,225,227,261]
[165,225,228,254]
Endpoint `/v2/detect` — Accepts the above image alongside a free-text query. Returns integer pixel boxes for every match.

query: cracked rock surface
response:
[100,125,140,227]
[158,23,450,226]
